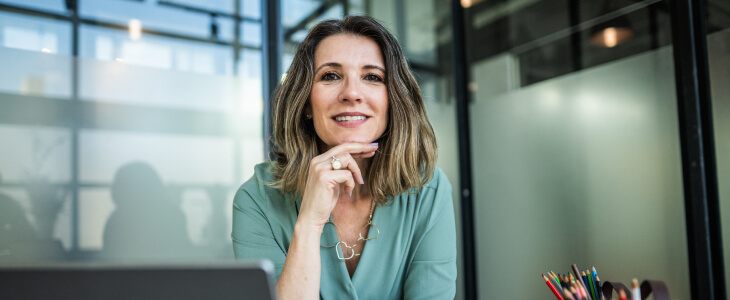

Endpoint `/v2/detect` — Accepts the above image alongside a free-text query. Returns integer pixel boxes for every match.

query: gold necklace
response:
[321,198,379,260]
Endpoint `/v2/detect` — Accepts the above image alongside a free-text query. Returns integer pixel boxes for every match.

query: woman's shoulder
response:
[234,162,284,206]
[401,167,454,230]
[401,167,452,208]
[421,167,451,194]
[253,161,277,182]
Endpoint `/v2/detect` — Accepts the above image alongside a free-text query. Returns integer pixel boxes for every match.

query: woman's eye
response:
[321,72,339,81]
[365,74,383,82]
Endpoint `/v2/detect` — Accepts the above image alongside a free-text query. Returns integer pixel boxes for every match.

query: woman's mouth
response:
[332,114,369,127]
[334,116,368,122]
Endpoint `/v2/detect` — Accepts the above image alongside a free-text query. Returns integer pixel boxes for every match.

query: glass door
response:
[462,0,690,298]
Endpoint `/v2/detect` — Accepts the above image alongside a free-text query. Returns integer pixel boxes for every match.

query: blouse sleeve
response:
[231,184,287,282]
[403,171,458,299]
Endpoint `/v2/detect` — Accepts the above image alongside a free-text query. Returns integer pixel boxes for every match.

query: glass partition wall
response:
[708,0,730,295]
[0,0,265,261]
[463,0,691,298]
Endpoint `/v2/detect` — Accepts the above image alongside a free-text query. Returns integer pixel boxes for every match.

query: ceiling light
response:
[461,0,485,8]
[129,19,142,40]
[590,1,634,48]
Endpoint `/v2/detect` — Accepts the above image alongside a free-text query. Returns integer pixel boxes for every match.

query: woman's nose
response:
[339,78,362,102]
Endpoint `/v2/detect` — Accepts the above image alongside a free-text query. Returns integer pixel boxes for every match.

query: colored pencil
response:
[591,266,598,279]
[584,282,592,300]
[571,264,585,290]
[558,274,565,289]
[595,275,603,299]
[619,289,628,300]
[550,272,564,294]
[544,274,565,300]
[572,282,586,300]
[631,278,641,300]
[586,269,597,300]
[581,282,590,300]
[565,274,571,289]
[563,287,576,300]
[578,284,588,300]
[550,272,562,287]
[571,275,586,299]
[581,271,591,299]
[568,285,577,299]
[569,284,580,300]
[591,266,600,299]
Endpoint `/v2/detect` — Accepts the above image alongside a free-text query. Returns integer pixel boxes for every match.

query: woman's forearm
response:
[277,220,323,300]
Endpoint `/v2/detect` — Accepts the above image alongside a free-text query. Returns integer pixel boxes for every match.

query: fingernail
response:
[361,179,365,184]
[350,191,353,197]
[370,143,378,146]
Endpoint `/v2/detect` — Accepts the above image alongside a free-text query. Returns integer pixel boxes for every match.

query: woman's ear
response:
[304,106,313,119]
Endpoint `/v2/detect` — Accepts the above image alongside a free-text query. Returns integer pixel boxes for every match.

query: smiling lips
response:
[332,112,370,127]
[335,115,366,121]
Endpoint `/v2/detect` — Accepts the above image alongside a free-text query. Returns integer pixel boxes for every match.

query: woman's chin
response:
[341,138,373,145]
[320,135,378,149]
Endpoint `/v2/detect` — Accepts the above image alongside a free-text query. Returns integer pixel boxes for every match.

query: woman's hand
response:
[297,143,379,228]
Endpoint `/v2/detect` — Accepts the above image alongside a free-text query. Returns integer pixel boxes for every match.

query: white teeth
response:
[335,116,367,122]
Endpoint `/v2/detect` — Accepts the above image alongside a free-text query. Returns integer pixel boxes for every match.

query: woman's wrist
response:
[294,218,326,236]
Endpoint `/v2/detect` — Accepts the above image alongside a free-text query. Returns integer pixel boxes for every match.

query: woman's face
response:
[309,34,388,151]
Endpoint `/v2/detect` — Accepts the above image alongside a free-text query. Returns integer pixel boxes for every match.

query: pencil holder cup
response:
[601,280,670,300]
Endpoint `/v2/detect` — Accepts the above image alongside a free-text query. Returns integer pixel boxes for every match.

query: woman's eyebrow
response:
[314,62,341,74]
[363,64,386,73]
[315,62,385,74]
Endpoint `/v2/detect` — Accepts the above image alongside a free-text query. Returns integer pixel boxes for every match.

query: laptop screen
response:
[0,260,276,300]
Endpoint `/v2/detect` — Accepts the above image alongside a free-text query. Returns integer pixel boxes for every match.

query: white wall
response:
[470,45,690,299]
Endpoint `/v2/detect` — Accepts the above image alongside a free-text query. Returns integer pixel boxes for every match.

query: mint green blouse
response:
[232,162,457,299]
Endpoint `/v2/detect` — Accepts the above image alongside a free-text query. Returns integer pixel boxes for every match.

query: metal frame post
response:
[450,1,477,299]
[668,0,725,299]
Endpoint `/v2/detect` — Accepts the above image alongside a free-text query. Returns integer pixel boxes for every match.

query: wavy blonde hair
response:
[269,16,437,204]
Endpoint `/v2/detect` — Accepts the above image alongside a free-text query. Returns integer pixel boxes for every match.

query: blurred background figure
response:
[103,162,192,260]
[0,170,37,258]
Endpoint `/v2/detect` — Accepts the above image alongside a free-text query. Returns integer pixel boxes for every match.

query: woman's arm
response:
[276,219,324,299]
[276,143,378,299]
[231,180,326,299]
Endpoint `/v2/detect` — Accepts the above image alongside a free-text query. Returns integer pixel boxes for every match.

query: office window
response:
[0,0,264,262]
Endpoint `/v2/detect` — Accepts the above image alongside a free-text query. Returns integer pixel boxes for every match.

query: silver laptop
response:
[0,260,276,300]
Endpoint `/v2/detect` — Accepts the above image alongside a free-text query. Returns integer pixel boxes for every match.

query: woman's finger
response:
[315,152,364,186]
[306,162,357,198]
[350,151,377,159]
[320,169,356,197]
[314,143,378,164]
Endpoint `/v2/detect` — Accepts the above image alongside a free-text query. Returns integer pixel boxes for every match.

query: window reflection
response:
[80,25,234,75]
[80,1,213,39]
[0,11,71,54]
[0,0,264,262]
[0,0,66,14]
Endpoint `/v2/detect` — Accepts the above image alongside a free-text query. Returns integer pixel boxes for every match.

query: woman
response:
[232,16,456,299]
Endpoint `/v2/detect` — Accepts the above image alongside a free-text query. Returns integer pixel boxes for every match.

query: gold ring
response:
[331,156,342,170]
